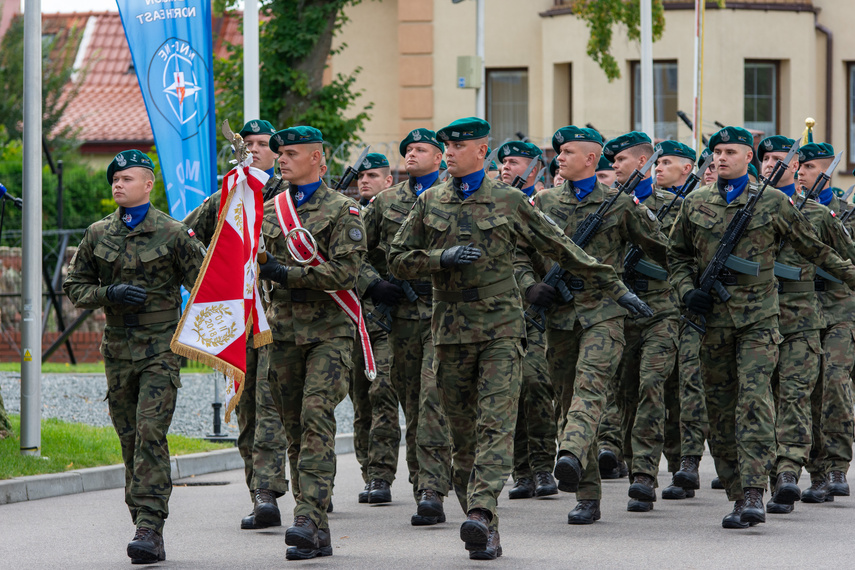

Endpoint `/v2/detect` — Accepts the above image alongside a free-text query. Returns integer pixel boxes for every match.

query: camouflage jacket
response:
[516,180,669,330]
[388,175,628,345]
[668,183,855,329]
[816,194,855,325]
[63,206,204,360]
[261,182,367,344]
[359,178,439,321]
[184,174,286,247]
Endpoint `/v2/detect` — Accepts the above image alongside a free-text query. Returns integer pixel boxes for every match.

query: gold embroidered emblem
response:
[193,304,238,348]
[233,201,244,234]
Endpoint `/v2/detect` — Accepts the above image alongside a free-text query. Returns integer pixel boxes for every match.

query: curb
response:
[0,432,362,506]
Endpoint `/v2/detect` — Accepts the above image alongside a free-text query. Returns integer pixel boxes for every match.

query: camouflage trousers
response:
[769,330,822,478]
[268,337,352,529]
[614,315,677,480]
[237,345,289,500]
[513,324,557,480]
[350,329,400,484]
[434,337,524,531]
[549,317,626,501]
[807,322,855,475]
[678,321,708,457]
[389,317,451,501]
[105,352,180,534]
[597,390,624,460]
[700,317,780,500]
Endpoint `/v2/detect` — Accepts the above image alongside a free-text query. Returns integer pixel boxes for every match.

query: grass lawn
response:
[0,362,213,374]
[0,414,232,480]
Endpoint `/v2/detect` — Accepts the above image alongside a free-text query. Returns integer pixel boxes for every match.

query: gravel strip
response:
[0,371,402,439]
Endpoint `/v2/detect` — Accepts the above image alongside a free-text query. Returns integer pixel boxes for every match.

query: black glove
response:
[525,283,557,306]
[259,256,290,286]
[617,291,654,318]
[369,279,405,306]
[683,289,713,315]
[106,284,147,306]
[440,244,482,268]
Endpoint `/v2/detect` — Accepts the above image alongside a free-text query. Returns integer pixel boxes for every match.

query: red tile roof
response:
[48,11,243,151]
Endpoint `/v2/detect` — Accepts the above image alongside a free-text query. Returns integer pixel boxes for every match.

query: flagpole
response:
[640,0,654,139]
[692,0,706,151]
[243,0,260,121]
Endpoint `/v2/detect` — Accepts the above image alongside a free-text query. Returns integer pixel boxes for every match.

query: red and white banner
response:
[171,156,272,421]
[273,191,377,380]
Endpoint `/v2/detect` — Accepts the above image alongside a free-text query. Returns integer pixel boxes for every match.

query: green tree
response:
[213,0,373,170]
[570,0,666,82]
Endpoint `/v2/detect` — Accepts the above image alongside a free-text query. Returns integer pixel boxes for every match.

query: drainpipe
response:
[815,15,832,143]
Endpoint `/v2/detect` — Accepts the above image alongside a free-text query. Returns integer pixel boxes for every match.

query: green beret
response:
[603,131,652,162]
[436,117,490,142]
[552,126,603,153]
[399,128,444,156]
[107,149,154,184]
[757,135,795,163]
[708,126,754,150]
[799,142,835,163]
[747,163,759,181]
[357,152,389,172]
[656,140,696,163]
[440,159,447,170]
[596,155,613,172]
[239,119,276,138]
[269,126,324,154]
[699,147,712,163]
[498,141,542,161]
[549,156,559,178]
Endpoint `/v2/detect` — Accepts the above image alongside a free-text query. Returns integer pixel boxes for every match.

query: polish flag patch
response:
[349,206,360,216]
[187,228,196,237]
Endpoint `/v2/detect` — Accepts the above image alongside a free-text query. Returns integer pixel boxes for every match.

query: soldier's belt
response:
[432,276,517,303]
[814,278,847,292]
[719,269,774,286]
[627,278,670,293]
[410,281,433,297]
[105,308,180,328]
[777,281,817,294]
[271,288,332,303]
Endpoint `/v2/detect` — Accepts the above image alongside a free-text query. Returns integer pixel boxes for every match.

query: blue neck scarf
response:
[413,171,439,196]
[663,186,680,195]
[521,184,536,197]
[293,179,322,207]
[121,203,150,230]
[570,175,597,201]
[633,177,654,203]
[818,186,834,206]
[778,183,796,198]
[454,170,486,200]
[264,166,275,178]
[720,174,750,204]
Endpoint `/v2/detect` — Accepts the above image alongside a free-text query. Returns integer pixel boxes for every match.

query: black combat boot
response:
[773,471,801,505]
[674,455,701,490]
[358,482,370,503]
[740,488,765,525]
[534,471,558,497]
[460,508,491,550]
[554,453,582,493]
[627,498,654,512]
[628,473,657,502]
[567,500,601,524]
[416,489,444,518]
[802,475,834,503]
[722,500,750,529]
[662,474,695,500]
[127,527,166,564]
[285,515,319,551]
[598,449,619,478]
[469,528,502,560]
[711,476,724,489]
[253,488,281,527]
[367,478,392,504]
[286,526,333,560]
[508,477,536,499]
[827,471,850,497]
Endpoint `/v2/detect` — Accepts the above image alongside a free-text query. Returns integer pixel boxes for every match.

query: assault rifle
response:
[524,148,663,332]
[838,184,855,225]
[364,275,419,333]
[334,146,371,192]
[682,138,801,335]
[676,111,709,146]
[797,151,842,209]
[623,153,714,288]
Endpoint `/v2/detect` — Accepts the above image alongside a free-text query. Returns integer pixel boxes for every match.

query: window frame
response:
[847,62,855,171]
[743,59,780,138]
[629,59,679,141]
[485,67,530,146]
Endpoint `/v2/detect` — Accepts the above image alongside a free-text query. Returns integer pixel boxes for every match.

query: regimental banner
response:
[171,157,272,421]
[117,0,216,220]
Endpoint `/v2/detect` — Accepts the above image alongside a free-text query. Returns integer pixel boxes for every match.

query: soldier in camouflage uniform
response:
[360,128,452,526]
[258,126,367,560]
[183,119,290,530]
[64,150,204,564]
[604,133,680,513]
[668,126,855,529]
[516,126,666,526]
[496,141,559,501]
[349,153,400,505]
[390,118,652,559]
[799,143,855,503]
[650,141,708,501]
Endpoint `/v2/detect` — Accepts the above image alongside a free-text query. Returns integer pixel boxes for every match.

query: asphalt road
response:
[1,450,853,569]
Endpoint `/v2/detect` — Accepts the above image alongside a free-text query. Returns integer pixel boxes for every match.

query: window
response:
[744,61,778,137]
[631,61,678,140]
[848,63,855,167]
[486,69,528,146]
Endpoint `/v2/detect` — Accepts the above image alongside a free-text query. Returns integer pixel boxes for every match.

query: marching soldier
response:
[360,129,452,525]
[350,153,401,505]
[184,119,290,530]
[595,155,616,187]
[497,141,559,500]
[389,117,652,559]
[520,126,666,525]
[258,126,367,559]
[64,150,204,564]
[799,143,855,503]
[668,127,855,529]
